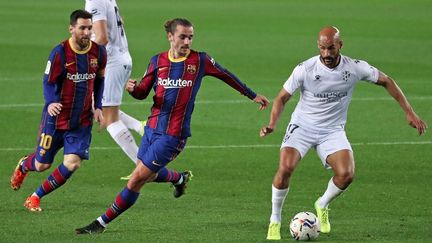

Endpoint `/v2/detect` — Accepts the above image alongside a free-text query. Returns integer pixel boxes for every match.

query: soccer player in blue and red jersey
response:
[10,10,107,212]
[75,18,269,234]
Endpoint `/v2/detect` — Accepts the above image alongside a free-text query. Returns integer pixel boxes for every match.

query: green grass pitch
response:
[0,0,431,242]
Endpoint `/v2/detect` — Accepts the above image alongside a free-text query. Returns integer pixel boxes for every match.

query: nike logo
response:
[151,161,162,167]
[65,62,75,67]
[158,67,168,71]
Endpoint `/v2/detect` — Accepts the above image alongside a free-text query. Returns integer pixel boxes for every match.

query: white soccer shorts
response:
[280,124,353,169]
[102,62,132,107]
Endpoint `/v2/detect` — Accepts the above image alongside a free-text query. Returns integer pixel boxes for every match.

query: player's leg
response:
[267,124,313,240]
[75,161,154,234]
[25,154,82,212]
[11,118,60,190]
[315,130,354,233]
[102,64,139,167]
[267,147,301,240]
[76,130,188,234]
[105,106,139,164]
[153,167,193,198]
[119,110,146,136]
[137,126,191,197]
[25,127,91,212]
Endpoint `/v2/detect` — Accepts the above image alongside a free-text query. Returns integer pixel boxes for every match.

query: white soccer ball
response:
[289,212,320,241]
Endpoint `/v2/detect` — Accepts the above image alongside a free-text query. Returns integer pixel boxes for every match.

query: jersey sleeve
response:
[93,45,107,109]
[203,53,256,100]
[130,57,157,100]
[43,45,65,106]
[85,0,107,22]
[283,64,305,95]
[354,59,379,83]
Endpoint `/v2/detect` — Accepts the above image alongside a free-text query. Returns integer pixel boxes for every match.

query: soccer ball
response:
[289,212,320,241]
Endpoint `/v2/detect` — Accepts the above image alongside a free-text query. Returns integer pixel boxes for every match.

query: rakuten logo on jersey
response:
[157,77,193,89]
[67,72,96,83]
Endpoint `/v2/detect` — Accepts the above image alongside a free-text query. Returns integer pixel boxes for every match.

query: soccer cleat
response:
[75,220,105,234]
[139,120,147,136]
[315,199,331,233]
[11,156,29,190]
[24,195,42,212]
[120,172,132,180]
[266,222,281,240]
[173,171,193,198]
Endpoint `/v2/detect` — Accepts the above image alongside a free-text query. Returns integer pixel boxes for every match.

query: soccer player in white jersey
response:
[261,26,427,240]
[85,0,143,180]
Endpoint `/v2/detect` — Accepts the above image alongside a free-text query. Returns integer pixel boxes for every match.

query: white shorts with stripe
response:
[102,62,132,107]
[280,123,352,169]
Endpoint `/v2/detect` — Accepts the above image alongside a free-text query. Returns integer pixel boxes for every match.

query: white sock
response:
[317,177,344,208]
[119,110,142,135]
[107,120,138,164]
[97,217,107,227]
[270,185,289,223]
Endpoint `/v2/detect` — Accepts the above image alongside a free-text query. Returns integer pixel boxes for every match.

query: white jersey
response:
[85,0,131,66]
[283,55,379,130]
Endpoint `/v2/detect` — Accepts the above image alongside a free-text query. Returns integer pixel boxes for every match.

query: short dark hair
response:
[70,9,92,25]
[164,18,193,34]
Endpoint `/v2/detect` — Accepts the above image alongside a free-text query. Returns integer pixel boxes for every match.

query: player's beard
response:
[322,56,335,65]
[320,55,340,68]
[77,37,90,50]
[179,46,190,56]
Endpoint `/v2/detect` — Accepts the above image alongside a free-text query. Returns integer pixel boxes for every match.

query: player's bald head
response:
[317,26,343,68]
[318,26,341,44]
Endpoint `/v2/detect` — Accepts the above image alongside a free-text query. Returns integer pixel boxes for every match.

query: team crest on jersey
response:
[342,71,351,82]
[39,149,46,157]
[187,64,196,74]
[90,58,98,68]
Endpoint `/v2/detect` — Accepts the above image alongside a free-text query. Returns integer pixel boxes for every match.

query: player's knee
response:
[345,172,355,185]
[34,160,51,171]
[278,162,296,177]
[63,157,82,171]
[64,161,81,171]
[337,170,355,186]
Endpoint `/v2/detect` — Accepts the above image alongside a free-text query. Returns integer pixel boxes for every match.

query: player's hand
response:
[47,103,62,117]
[254,94,270,110]
[407,112,427,135]
[260,126,274,137]
[126,79,137,92]
[94,108,104,124]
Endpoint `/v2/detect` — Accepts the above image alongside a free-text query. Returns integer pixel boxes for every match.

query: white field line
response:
[0,96,432,108]
[1,140,430,152]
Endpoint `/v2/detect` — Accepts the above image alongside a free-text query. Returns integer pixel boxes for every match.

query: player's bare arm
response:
[260,89,291,137]
[375,71,427,135]
[254,94,270,110]
[92,20,109,46]
[47,103,62,117]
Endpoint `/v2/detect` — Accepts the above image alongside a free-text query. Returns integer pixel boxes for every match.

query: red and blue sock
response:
[35,163,73,198]
[154,167,181,183]
[20,153,37,172]
[100,187,139,224]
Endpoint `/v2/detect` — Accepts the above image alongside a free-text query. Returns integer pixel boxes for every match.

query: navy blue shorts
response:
[138,126,187,173]
[35,113,92,163]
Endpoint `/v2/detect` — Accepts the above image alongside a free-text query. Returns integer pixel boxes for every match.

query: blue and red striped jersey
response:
[43,38,107,130]
[130,50,257,138]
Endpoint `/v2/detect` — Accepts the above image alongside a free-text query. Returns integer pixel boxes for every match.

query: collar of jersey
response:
[68,38,92,54]
[168,49,190,62]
